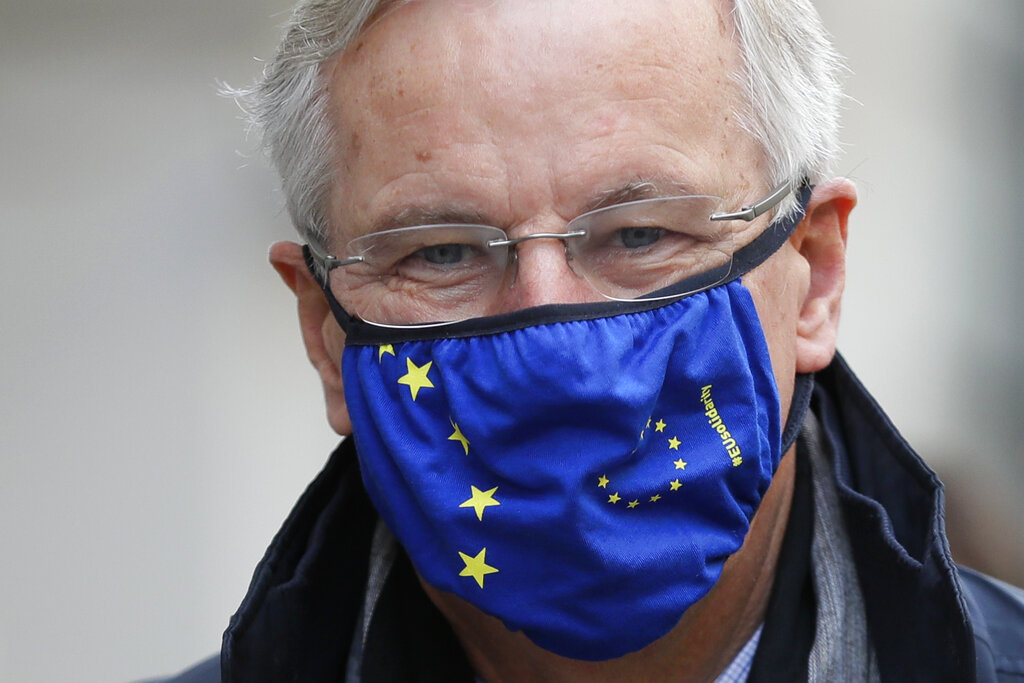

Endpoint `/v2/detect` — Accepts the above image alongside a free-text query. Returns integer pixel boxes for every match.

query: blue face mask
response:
[311,186,812,661]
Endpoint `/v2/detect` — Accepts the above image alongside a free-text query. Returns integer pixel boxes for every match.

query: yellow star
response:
[397,358,434,401]
[646,418,652,428]
[459,485,500,521]
[378,344,395,361]
[448,420,470,454]
[608,492,621,504]
[627,500,639,509]
[654,419,667,432]
[668,436,681,450]
[669,479,682,491]
[458,548,499,588]
[674,458,687,470]
[640,430,646,440]
[650,494,662,502]
[597,475,610,488]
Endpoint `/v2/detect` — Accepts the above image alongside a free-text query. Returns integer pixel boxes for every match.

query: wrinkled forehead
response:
[324,0,761,239]
[334,0,745,129]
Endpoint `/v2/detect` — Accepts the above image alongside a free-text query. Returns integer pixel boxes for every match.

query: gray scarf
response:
[803,411,880,682]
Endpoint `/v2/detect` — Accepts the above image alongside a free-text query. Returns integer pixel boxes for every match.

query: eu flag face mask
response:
[312,187,811,661]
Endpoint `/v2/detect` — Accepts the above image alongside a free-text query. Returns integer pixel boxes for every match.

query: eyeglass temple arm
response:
[306,238,363,269]
[709,180,794,222]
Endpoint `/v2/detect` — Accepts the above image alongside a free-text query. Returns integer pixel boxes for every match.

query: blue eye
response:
[617,227,665,248]
[417,243,473,264]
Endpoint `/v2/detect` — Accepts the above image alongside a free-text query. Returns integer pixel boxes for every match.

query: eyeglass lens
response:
[326,195,736,326]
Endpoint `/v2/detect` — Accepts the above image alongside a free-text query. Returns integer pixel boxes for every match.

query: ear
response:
[792,179,857,374]
[269,241,353,436]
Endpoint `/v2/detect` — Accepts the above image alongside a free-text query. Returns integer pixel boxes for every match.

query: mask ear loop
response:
[782,372,815,456]
[757,182,814,456]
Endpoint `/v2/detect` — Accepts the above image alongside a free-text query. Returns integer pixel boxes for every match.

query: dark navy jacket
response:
[159,355,1024,682]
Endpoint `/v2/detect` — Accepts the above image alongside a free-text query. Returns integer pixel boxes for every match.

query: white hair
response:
[232,0,844,252]
[729,0,846,218]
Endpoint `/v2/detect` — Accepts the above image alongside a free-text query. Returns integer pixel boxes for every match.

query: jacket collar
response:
[815,353,975,681]
[220,440,377,682]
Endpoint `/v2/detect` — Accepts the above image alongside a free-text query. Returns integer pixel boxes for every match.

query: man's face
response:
[324,0,809,419]
[281,0,851,659]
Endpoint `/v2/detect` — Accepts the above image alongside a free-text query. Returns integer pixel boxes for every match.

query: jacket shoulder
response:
[958,566,1024,680]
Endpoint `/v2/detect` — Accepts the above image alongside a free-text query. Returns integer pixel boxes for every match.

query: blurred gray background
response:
[1,1,1021,681]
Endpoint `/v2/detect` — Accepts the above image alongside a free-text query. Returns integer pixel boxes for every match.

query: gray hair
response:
[233,0,844,253]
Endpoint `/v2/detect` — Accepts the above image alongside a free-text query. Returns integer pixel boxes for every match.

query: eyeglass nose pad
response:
[499,231,599,307]
[502,243,521,288]
[561,239,589,280]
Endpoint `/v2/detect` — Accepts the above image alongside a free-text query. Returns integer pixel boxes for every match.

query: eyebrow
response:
[371,205,491,233]
[365,176,699,233]
[580,177,698,214]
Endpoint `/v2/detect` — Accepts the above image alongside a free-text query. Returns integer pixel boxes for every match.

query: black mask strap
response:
[782,372,815,456]
[304,245,360,333]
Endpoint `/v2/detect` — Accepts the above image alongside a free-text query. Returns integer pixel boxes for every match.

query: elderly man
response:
[162,0,1023,681]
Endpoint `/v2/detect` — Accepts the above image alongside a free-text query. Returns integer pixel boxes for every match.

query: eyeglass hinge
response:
[709,180,793,222]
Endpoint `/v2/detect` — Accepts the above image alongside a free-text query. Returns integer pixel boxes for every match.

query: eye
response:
[617,227,665,248]
[416,243,475,265]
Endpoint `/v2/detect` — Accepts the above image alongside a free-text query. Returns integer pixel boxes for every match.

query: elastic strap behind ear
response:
[782,372,815,455]
[304,244,361,330]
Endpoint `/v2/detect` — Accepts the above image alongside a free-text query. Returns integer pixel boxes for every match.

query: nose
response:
[492,235,603,312]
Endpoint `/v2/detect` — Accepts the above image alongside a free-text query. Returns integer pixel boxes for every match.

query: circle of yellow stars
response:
[598,415,687,509]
